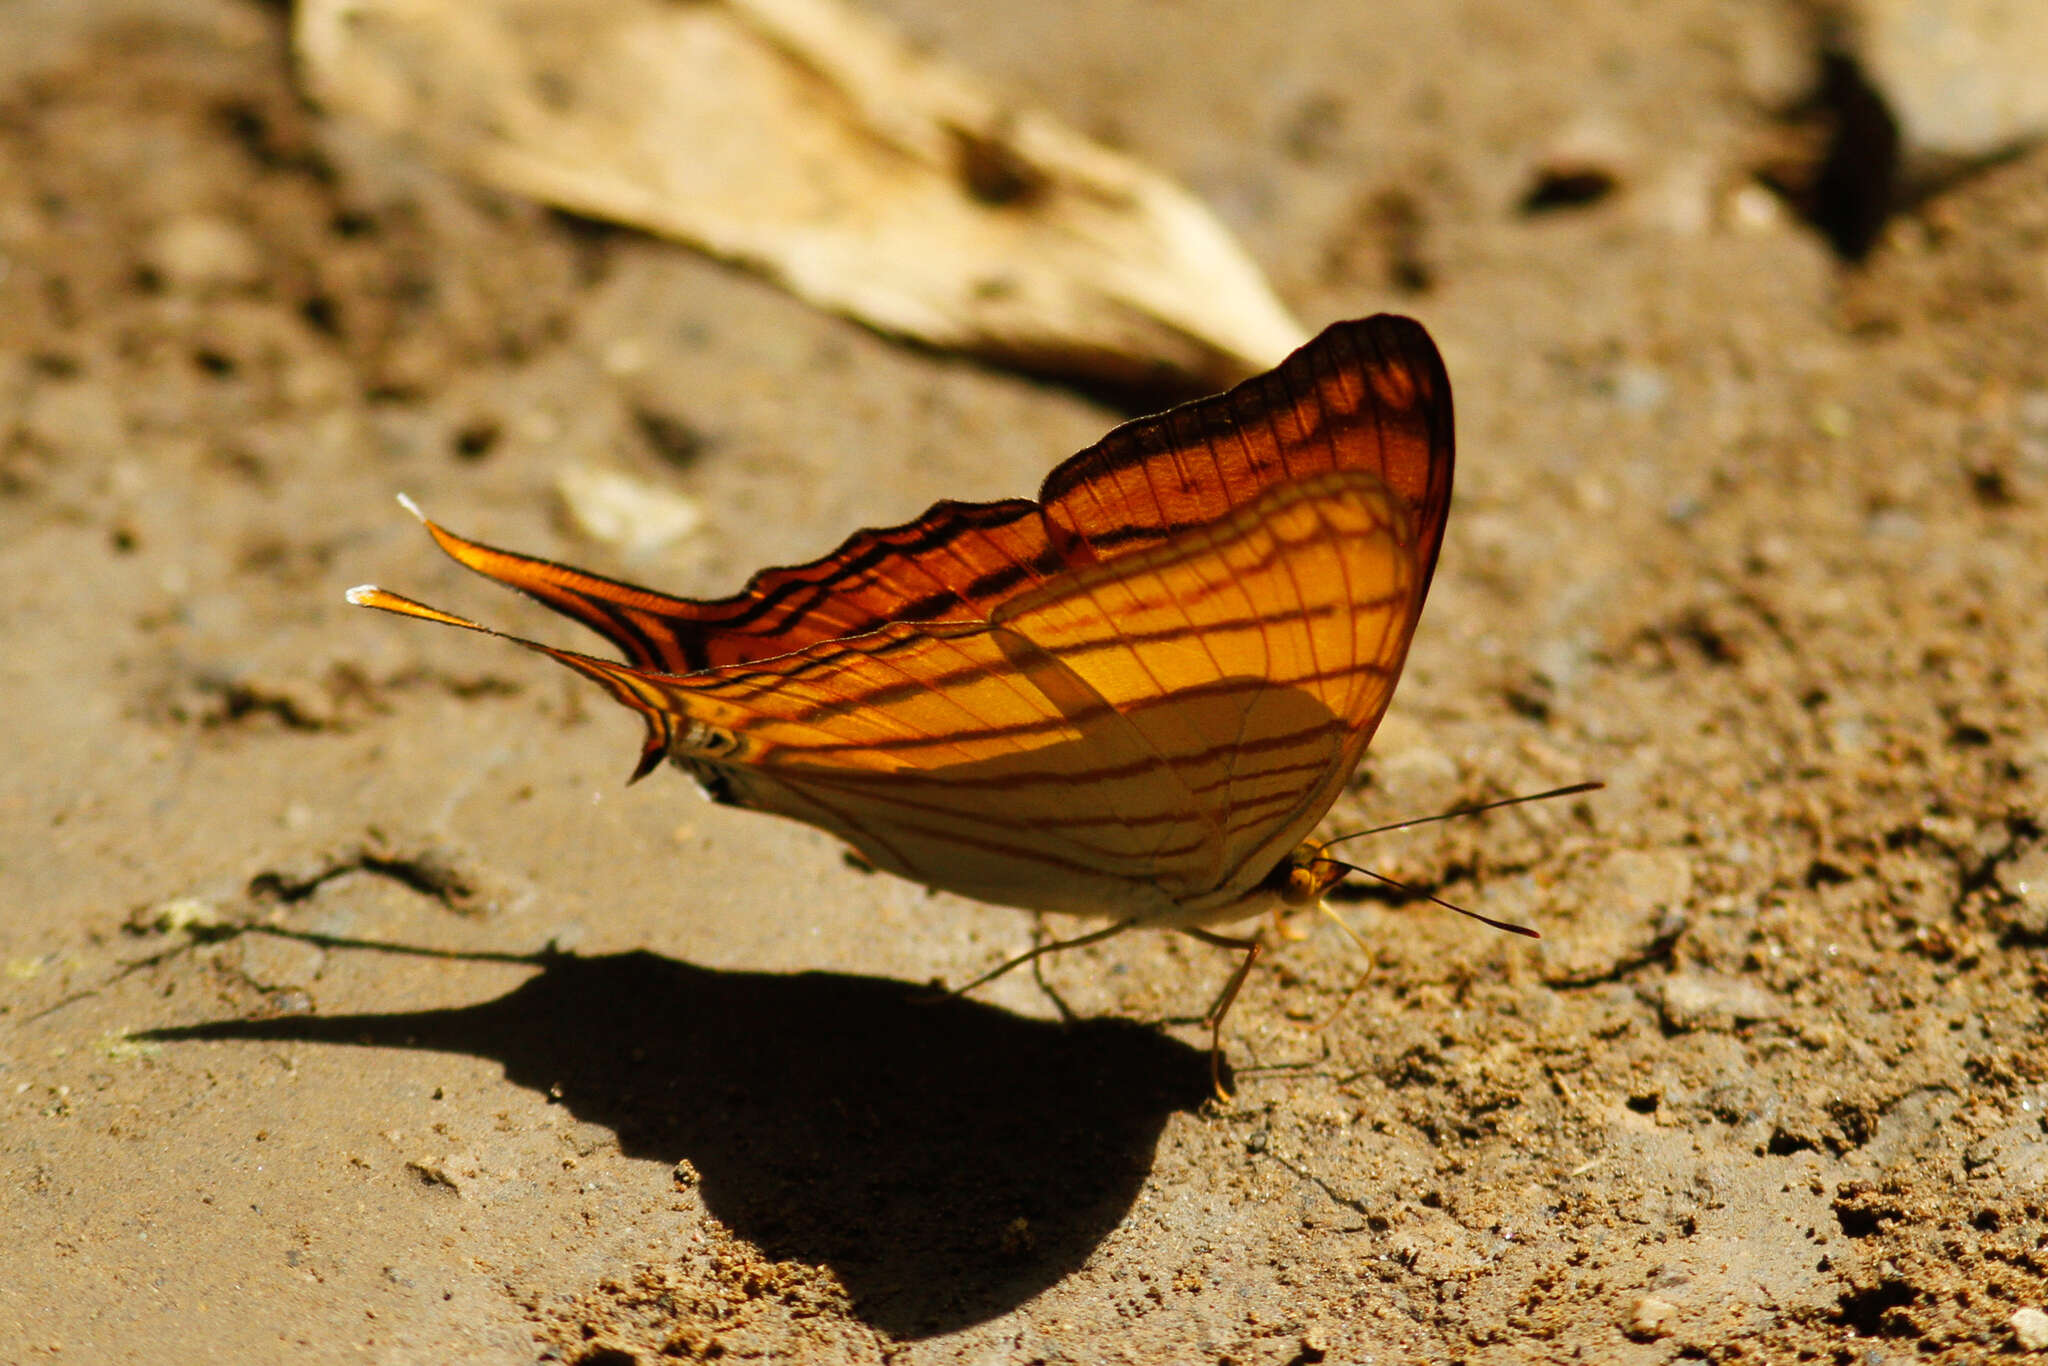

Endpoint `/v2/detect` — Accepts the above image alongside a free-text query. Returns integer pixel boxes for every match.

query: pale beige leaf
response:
[294,0,1307,386]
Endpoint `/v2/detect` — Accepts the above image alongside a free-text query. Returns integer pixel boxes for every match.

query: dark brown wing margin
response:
[1039,313,1452,602]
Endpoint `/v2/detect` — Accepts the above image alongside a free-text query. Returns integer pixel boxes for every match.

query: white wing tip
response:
[345,584,381,606]
[395,492,425,522]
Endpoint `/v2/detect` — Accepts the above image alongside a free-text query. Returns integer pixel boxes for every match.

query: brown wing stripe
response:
[762,660,1391,757]
[792,754,1347,884]
[786,774,1193,878]
[772,709,1348,798]
[696,504,1055,640]
[686,586,1402,731]
[770,748,1345,838]
[793,779,1220,881]
[676,475,1407,715]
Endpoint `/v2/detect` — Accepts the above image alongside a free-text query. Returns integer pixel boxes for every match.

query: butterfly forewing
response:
[404,317,1448,678]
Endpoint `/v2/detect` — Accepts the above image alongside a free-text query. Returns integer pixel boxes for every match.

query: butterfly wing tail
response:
[345,583,678,782]
[391,494,714,674]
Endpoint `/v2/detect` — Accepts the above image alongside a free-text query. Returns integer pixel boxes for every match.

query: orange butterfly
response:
[350,315,1453,1087]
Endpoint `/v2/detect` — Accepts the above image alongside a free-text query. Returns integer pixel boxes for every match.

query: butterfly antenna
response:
[1318,780,1602,852]
[1322,859,1540,938]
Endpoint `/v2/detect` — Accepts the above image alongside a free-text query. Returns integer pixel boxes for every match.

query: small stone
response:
[1543,849,1692,984]
[234,934,327,992]
[1654,971,1786,1032]
[145,896,224,934]
[1727,181,1787,233]
[1856,0,2048,159]
[1608,365,1670,414]
[1998,847,2048,939]
[265,989,316,1017]
[405,1155,471,1194]
[1609,848,1694,918]
[2013,1306,2048,1351]
[145,214,263,292]
[2018,390,2048,438]
[555,464,703,556]
[1812,402,1853,440]
[1625,1295,1678,1341]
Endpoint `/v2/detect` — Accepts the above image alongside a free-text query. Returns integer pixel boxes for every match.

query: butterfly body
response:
[351,314,1452,945]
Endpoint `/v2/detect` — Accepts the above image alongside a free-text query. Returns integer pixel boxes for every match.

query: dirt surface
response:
[5,1,2047,1362]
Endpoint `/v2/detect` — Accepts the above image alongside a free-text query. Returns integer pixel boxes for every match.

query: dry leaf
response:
[294,0,1306,387]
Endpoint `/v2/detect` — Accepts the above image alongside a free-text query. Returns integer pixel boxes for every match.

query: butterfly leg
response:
[1184,927,1263,1100]
[1269,905,1313,942]
[1026,918,1082,1025]
[1310,902,1376,1034]
[949,918,1138,999]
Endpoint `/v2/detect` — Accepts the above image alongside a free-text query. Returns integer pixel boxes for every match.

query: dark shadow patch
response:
[1832,1179,1909,1237]
[451,418,502,462]
[949,124,1048,208]
[1757,47,1900,264]
[1518,166,1617,215]
[144,940,1210,1339]
[1324,187,1434,294]
[1805,858,1853,888]
[1800,50,1901,263]
[631,405,707,470]
[1831,1275,1921,1338]
[568,1348,638,1366]
[244,842,485,914]
[214,97,336,184]
[1767,1127,1821,1157]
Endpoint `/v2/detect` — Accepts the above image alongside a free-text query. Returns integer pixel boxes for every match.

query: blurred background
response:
[3,1,2045,1361]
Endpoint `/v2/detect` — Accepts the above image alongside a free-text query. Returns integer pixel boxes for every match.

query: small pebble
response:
[1626,1295,1678,1340]
[2013,1306,2048,1351]
[2001,847,2048,939]
[1608,848,1694,918]
[1655,971,1786,1031]
[145,214,263,292]
[1856,0,2048,158]
[147,896,223,934]
[1608,365,1669,414]
[234,934,326,992]
[555,464,704,556]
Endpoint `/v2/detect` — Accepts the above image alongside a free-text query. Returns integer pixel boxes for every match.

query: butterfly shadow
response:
[143,935,1212,1339]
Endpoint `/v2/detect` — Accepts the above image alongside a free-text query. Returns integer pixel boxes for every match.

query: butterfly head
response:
[1268,845,1354,909]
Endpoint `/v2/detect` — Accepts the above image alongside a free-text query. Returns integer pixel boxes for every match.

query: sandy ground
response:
[5,1,2048,1361]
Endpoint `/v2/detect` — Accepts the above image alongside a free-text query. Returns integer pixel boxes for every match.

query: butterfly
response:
[350,314,1454,1089]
